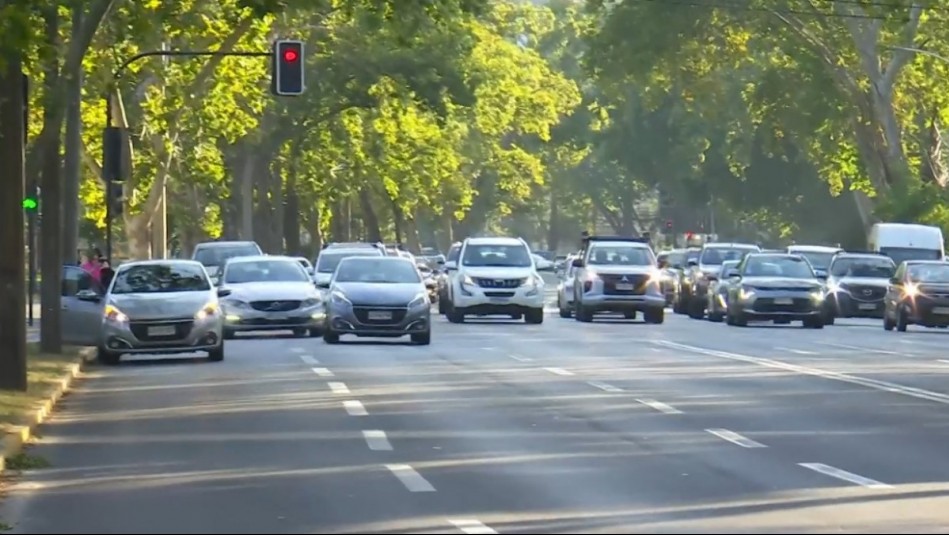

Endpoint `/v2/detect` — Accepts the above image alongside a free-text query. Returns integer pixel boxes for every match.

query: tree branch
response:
[881,2,923,92]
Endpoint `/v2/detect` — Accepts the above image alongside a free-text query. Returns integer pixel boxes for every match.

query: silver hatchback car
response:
[78,259,226,365]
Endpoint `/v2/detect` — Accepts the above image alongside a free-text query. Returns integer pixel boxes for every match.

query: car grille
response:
[250,300,301,312]
[353,307,407,325]
[474,278,525,289]
[844,285,886,301]
[129,319,194,341]
[600,274,649,295]
[752,298,814,313]
[484,291,516,298]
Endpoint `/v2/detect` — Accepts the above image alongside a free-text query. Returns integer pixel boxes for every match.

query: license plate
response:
[934,307,949,315]
[489,297,510,303]
[147,325,176,336]
[859,303,878,310]
[775,298,793,305]
[368,311,392,320]
[615,283,635,291]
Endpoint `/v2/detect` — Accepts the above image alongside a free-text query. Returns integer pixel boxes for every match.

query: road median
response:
[0,344,94,472]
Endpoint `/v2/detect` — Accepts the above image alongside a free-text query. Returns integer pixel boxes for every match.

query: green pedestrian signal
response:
[22,197,38,211]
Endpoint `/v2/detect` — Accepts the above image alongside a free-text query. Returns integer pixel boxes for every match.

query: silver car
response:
[556,254,578,318]
[324,256,431,344]
[219,256,325,338]
[313,246,385,291]
[88,259,225,365]
[724,253,825,328]
[706,259,740,322]
[191,240,262,283]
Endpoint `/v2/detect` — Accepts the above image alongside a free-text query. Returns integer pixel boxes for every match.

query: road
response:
[4,304,949,533]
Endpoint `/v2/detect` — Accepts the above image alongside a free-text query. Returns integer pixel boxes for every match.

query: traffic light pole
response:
[103,49,271,261]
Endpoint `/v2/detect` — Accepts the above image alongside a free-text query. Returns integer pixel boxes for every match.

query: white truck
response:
[868,223,944,265]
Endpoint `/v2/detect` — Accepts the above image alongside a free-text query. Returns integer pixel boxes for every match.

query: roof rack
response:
[581,235,650,244]
[835,250,888,256]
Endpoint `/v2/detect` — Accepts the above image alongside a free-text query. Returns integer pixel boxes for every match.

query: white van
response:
[868,223,944,265]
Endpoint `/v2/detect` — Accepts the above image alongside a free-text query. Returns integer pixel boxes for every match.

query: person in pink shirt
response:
[80,248,103,283]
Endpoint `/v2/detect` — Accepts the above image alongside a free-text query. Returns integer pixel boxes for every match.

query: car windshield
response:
[316,250,382,273]
[794,251,836,270]
[908,264,949,283]
[881,247,943,265]
[719,261,739,277]
[462,244,532,267]
[743,256,815,278]
[335,259,421,283]
[193,245,260,267]
[224,260,308,283]
[665,252,685,268]
[830,257,895,278]
[701,247,756,265]
[447,246,461,262]
[588,245,653,266]
[111,263,210,294]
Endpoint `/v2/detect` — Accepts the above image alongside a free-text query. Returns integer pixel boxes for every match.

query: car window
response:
[700,247,757,265]
[742,256,815,278]
[62,267,96,296]
[588,245,654,266]
[793,251,836,270]
[830,257,895,278]
[224,260,310,283]
[112,263,211,294]
[462,244,532,267]
[447,245,461,263]
[193,244,261,267]
[335,259,421,283]
[908,263,949,283]
[316,250,384,273]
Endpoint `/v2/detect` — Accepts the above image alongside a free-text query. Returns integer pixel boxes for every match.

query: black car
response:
[884,260,949,331]
[672,247,701,314]
[687,242,761,319]
[657,249,686,306]
[823,253,895,324]
[724,253,826,328]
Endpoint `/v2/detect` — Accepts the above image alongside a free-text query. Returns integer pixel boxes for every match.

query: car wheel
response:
[323,330,340,344]
[438,297,447,314]
[688,298,704,319]
[727,308,747,327]
[897,306,909,332]
[525,308,544,324]
[708,310,724,323]
[803,316,824,329]
[411,331,431,345]
[624,311,637,320]
[223,329,235,340]
[644,308,664,324]
[96,347,121,366]
[447,305,465,323]
[883,309,895,331]
[575,302,594,322]
[559,301,572,318]
[207,344,225,362]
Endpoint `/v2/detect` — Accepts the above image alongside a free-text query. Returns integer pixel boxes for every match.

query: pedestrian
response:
[81,248,103,283]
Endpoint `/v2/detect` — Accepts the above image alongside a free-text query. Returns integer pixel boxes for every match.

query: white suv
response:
[444,237,545,324]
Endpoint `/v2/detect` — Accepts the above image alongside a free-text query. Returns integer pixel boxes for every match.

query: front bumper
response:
[327,304,430,337]
[100,315,224,354]
[579,292,666,312]
[733,290,823,320]
[906,297,949,326]
[829,292,885,318]
[453,283,545,313]
[224,305,325,331]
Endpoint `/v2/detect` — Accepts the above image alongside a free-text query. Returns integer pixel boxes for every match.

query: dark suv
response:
[823,252,895,324]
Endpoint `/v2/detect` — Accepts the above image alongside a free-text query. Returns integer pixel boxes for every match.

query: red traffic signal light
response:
[272,40,304,96]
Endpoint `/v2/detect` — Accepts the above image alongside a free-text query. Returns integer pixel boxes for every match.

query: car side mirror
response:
[217,288,232,298]
[657,260,668,269]
[316,280,331,289]
[444,260,457,271]
[725,268,740,278]
[76,289,101,302]
[816,274,828,281]
[889,276,900,285]
[687,260,699,267]
[572,258,584,268]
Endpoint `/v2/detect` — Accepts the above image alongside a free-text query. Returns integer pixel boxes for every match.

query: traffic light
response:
[22,196,38,212]
[108,181,125,217]
[272,40,304,96]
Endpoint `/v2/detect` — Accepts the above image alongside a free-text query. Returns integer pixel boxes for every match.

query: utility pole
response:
[0,52,29,391]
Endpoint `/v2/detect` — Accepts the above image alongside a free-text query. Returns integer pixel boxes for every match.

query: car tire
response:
[688,298,704,319]
[223,329,235,340]
[96,347,121,366]
[207,344,225,362]
[438,297,447,314]
[575,303,594,323]
[644,308,664,324]
[803,316,824,329]
[897,306,909,332]
[323,330,340,344]
[525,308,544,324]
[411,331,431,345]
[447,305,465,323]
[624,311,637,320]
[727,309,747,327]
[883,310,895,331]
[559,302,572,318]
[708,311,724,322]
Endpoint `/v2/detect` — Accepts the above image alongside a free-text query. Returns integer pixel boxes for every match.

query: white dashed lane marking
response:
[386,464,436,492]
[799,463,891,489]
[706,428,766,448]
[543,367,574,376]
[636,399,682,414]
[588,381,623,393]
[328,382,350,394]
[312,367,334,377]
[509,355,533,362]
[300,355,319,365]
[343,401,368,416]
[449,519,498,534]
[290,347,305,354]
[363,430,393,451]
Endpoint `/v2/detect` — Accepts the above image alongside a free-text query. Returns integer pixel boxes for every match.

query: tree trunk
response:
[390,198,404,244]
[38,8,64,354]
[284,181,301,255]
[0,50,28,390]
[359,190,382,242]
[403,209,421,252]
[547,190,559,251]
[61,7,83,264]
[239,151,255,240]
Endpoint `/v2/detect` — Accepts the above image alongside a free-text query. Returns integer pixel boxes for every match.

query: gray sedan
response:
[323,256,431,344]
[79,259,226,365]
[725,253,826,328]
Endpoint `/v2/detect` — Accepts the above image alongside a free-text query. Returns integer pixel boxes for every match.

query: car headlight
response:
[583,271,599,282]
[301,297,321,308]
[331,290,351,306]
[827,281,841,293]
[739,287,755,300]
[408,293,429,308]
[810,290,824,301]
[195,302,218,320]
[104,304,128,323]
[904,283,919,298]
[461,275,477,287]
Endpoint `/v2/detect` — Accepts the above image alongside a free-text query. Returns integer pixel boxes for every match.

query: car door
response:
[60,266,104,345]
[884,263,906,318]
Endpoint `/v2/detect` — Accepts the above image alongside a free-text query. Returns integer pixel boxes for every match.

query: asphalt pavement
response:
[4,300,949,533]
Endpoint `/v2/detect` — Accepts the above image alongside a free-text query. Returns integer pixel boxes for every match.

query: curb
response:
[0,346,95,473]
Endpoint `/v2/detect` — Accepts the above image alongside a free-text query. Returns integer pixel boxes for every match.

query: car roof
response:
[338,255,414,265]
[748,253,799,259]
[788,245,843,253]
[118,259,204,269]
[704,243,759,249]
[904,260,948,265]
[465,236,524,246]
[225,255,297,264]
[194,241,258,248]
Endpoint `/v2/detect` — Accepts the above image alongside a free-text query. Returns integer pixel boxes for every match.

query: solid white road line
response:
[328,382,350,394]
[299,355,319,365]
[509,355,533,362]
[312,367,334,377]
[636,398,682,414]
[449,519,498,534]
[588,381,623,393]
[363,430,393,451]
[818,342,900,356]
[290,347,305,354]
[343,401,368,416]
[386,464,436,492]
[776,347,818,355]
[543,367,574,376]
[799,463,892,489]
[937,360,949,365]
[706,428,766,448]
[655,340,949,406]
